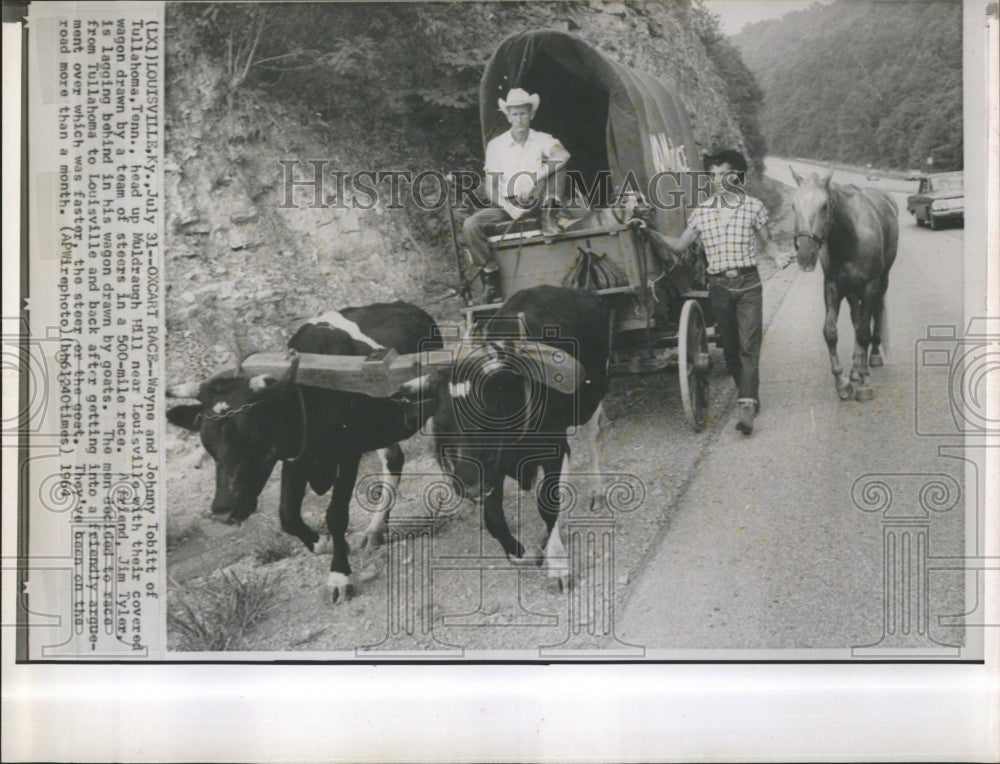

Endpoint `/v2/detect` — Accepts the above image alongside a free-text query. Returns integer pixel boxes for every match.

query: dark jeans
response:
[462,205,514,267]
[463,172,566,266]
[708,269,762,403]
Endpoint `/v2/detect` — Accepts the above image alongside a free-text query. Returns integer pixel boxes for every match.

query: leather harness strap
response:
[283,385,309,464]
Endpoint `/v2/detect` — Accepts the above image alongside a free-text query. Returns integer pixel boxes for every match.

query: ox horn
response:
[235,347,258,377]
[165,381,201,399]
[248,350,301,395]
[398,374,431,396]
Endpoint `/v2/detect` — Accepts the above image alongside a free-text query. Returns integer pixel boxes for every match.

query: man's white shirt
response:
[484,128,565,218]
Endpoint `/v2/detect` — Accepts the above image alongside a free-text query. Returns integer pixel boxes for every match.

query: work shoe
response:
[736,398,755,435]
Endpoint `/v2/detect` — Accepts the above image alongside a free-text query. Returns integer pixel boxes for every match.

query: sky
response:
[701,0,828,35]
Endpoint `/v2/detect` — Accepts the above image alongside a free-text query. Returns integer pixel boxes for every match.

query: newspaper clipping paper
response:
[23,1,164,659]
[4,0,997,760]
[9,0,994,664]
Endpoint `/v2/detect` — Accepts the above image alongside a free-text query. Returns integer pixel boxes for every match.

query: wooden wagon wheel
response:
[678,299,710,431]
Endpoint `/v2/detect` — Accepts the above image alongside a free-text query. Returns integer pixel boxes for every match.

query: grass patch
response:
[253,535,298,565]
[168,569,283,651]
[166,515,203,552]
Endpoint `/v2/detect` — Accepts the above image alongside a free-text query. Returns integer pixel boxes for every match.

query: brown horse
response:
[791,167,898,401]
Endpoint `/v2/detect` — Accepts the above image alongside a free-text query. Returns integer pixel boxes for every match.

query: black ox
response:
[402,285,610,590]
[166,301,441,603]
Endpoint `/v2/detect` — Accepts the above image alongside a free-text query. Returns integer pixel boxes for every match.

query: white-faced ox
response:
[403,285,610,591]
[166,301,441,603]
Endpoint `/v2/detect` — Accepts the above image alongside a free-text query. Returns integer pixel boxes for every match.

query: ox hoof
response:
[870,353,884,367]
[359,531,385,551]
[325,572,354,605]
[314,536,334,555]
[547,574,572,594]
[854,385,874,402]
[547,562,571,594]
[837,382,855,401]
[507,546,543,568]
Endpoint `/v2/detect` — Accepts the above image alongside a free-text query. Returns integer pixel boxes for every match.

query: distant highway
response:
[766,156,922,197]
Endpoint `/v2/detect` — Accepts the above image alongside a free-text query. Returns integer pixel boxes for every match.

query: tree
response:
[733,0,963,170]
[692,1,769,173]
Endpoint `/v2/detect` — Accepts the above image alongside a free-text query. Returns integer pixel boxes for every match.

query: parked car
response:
[865,171,881,181]
[906,169,924,180]
[906,171,964,230]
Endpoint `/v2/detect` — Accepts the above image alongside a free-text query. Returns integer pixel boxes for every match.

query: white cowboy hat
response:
[498,88,540,117]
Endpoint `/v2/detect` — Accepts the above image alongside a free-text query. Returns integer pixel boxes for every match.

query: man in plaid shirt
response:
[642,149,792,435]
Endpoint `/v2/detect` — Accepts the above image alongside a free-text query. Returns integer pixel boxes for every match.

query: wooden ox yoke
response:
[225,341,585,398]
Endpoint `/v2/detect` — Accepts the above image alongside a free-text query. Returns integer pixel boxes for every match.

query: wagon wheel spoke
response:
[678,299,709,431]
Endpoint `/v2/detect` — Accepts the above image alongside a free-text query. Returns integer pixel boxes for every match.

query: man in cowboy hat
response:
[463,87,571,303]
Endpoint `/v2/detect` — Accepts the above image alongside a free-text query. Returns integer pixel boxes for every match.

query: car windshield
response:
[931,175,963,192]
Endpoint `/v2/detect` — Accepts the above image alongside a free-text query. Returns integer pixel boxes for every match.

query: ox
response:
[403,285,610,591]
[166,301,442,603]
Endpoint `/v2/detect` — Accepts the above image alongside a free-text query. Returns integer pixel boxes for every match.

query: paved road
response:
[614,159,968,654]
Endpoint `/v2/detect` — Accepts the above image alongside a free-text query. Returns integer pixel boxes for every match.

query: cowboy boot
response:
[541,199,560,236]
[482,266,503,304]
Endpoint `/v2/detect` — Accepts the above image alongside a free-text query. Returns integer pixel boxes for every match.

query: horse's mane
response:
[829,182,898,221]
[827,182,862,209]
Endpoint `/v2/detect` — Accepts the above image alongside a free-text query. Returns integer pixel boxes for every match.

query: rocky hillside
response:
[163,1,756,382]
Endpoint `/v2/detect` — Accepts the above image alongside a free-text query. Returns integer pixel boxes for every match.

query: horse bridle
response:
[794,188,836,250]
[793,230,827,250]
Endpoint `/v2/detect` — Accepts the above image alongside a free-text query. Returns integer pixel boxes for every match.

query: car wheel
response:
[928,211,939,230]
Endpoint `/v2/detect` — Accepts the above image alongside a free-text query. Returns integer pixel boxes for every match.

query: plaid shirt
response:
[688,194,768,273]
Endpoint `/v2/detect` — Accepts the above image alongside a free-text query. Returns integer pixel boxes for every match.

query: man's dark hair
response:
[703,149,747,185]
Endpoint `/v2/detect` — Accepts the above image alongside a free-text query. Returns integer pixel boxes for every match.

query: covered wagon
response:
[460,29,714,429]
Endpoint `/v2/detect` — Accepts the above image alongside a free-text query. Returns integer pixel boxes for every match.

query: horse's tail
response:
[877,296,889,360]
